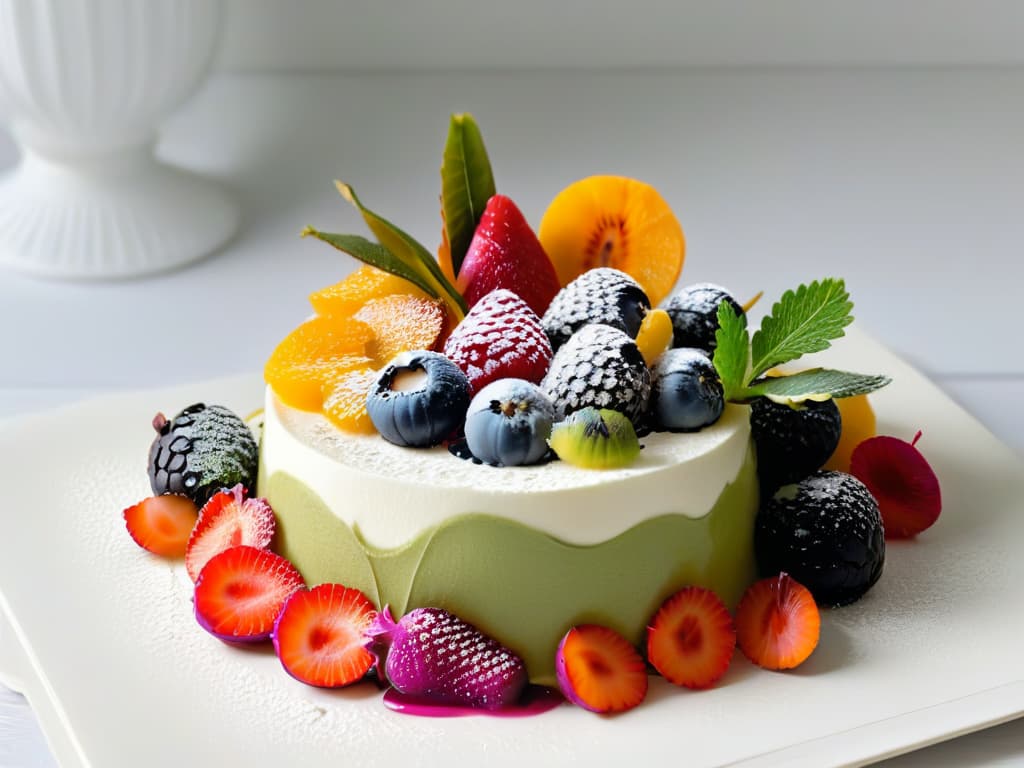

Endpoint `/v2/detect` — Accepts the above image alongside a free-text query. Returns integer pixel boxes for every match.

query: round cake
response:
[259,387,759,684]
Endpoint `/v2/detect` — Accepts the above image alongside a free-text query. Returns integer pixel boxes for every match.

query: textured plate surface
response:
[0,328,1021,768]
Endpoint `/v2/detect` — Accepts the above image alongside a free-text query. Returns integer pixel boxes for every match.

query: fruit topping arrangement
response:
[118,111,948,719]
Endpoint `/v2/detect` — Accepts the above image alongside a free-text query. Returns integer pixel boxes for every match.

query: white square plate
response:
[1,328,1021,767]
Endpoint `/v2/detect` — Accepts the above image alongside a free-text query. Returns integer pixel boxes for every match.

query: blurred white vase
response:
[0,0,238,279]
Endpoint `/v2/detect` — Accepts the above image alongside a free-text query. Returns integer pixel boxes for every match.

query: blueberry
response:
[366,351,471,447]
[756,470,885,607]
[750,397,841,492]
[664,283,743,354]
[648,348,724,432]
[464,379,555,466]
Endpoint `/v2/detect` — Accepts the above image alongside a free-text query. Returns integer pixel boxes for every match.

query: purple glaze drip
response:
[383,685,563,718]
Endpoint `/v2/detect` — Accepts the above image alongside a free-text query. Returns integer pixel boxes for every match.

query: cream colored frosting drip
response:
[260,386,752,548]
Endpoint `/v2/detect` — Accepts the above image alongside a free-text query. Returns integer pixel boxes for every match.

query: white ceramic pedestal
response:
[0,0,237,279]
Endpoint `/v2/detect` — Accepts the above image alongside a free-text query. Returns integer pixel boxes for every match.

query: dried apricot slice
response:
[824,394,877,472]
[310,265,430,318]
[635,308,674,367]
[322,367,380,434]
[354,294,447,365]
[538,175,685,307]
[264,316,374,411]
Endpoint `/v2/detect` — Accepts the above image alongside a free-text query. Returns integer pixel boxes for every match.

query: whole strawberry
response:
[364,606,528,710]
[443,288,553,395]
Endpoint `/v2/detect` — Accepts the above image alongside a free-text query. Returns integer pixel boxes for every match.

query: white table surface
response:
[1,69,1023,767]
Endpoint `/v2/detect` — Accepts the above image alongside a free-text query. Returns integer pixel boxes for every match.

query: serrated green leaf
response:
[749,278,853,382]
[441,113,496,279]
[335,182,467,320]
[712,301,750,401]
[744,368,891,404]
[300,229,439,298]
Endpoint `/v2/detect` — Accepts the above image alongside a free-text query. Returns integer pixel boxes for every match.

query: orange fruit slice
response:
[322,367,381,434]
[264,316,374,411]
[354,294,447,365]
[635,308,674,367]
[309,265,431,318]
[824,394,877,472]
[538,175,685,306]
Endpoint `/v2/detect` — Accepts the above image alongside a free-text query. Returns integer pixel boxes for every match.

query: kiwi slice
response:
[548,407,641,469]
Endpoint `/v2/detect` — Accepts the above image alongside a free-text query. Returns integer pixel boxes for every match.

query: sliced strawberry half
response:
[457,194,562,317]
[193,545,305,642]
[735,573,820,671]
[272,583,378,688]
[123,495,198,558]
[646,586,735,689]
[185,483,276,582]
[555,624,648,714]
[442,288,553,394]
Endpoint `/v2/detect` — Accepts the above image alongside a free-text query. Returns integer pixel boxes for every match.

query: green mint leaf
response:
[749,278,853,382]
[440,113,496,279]
[712,301,750,401]
[300,229,439,299]
[335,182,467,320]
[745,368,891,404]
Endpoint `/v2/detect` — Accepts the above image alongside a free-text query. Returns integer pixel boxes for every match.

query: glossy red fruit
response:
[735,573,820,671]
[646,586,735,689]
[457,194,562,317]
[185,484,276,582]
[443,288,553,394]
[273,583,377,688]
[193,545,305,643]
[849,431,942,539]
[555,624,648,714]
[123,495,198,558]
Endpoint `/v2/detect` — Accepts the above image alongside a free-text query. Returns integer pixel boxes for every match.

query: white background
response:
[2,3,1023,765]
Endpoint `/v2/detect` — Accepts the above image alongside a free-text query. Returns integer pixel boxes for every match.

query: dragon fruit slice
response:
[364,606,528,710]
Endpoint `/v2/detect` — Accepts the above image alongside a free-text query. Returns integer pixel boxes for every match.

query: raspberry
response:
[443,289,553,395]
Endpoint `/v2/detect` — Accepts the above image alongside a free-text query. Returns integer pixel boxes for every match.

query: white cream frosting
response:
[260,386,752,548]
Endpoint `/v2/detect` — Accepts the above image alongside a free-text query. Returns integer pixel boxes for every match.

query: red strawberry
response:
[735,573,820,671]
[123,495,198,557]
[273,583,378,688]
[185,483,275,582]
[457,194,561,317]
[193,545,305,642]
[555,624,648,714]
[443,288,553,394]
[646,586,735,689]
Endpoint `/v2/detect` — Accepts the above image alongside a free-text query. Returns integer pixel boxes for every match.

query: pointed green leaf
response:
[712,301,750,401]
[441,113,496,279]
[744,368,891,404]
[335,182,467,320]
[749,278,853,382]
[300,228,439,298]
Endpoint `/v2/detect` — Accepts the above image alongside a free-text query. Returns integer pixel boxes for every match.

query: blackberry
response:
[756,470,885,607]
[148,403,259,506]
[541,324,651,425]
[664,283,743,354]
[541,268,650,351]
[750,397,841,493]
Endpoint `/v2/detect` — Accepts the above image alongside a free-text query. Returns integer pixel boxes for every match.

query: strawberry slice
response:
[646,586,735,689]
[123,495,198,557]
[193,545,305,642]
[735,573,820,670]
[443,288,553,394]
[185,483,275,582]
[457,194,562,317]
[273,583,378,688]
[555,624,648,713]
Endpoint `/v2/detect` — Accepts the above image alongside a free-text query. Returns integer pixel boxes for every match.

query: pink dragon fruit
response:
[364,606,528,710]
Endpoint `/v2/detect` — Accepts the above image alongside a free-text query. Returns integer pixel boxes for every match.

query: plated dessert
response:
[124,113,940,715]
